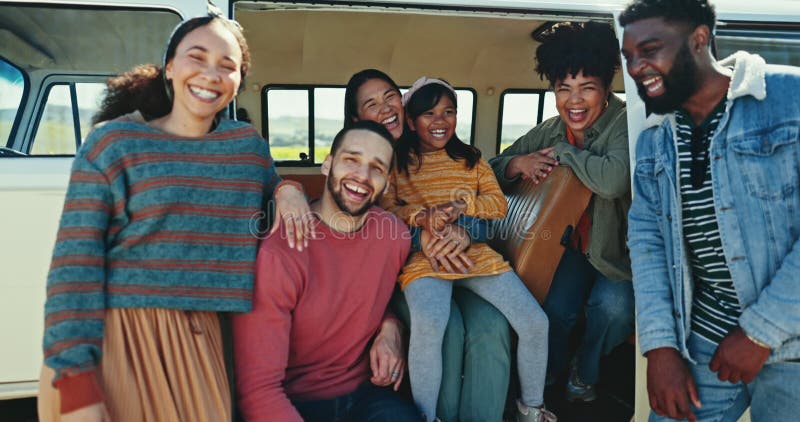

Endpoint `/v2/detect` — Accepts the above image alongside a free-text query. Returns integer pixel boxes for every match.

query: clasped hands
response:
[506,146,558,185]
[414,200,474,274]
[369,319,406,391]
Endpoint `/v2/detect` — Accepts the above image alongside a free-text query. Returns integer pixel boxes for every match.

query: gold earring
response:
[604,99,609,109]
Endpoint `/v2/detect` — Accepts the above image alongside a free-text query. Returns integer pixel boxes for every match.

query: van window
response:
[497,90,558,153]
[76,83,106,140]
[264,85,475,165]
[265,88,311,163]
[31,85,75,155]
[542,92,559,123]
[314,88,345,163]
[1,4,180,155]
[717,28,800,66]
[452,89,475,146]
[499,92,541,153]
[0,58,26,147]
[30,81,105,156]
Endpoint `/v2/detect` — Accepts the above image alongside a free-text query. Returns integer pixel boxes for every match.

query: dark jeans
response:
[543,248,635,384]
[293,383,422,422]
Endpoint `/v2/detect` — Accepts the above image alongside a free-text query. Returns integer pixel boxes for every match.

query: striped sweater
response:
[44,113,281,409]
[381,150,512,288]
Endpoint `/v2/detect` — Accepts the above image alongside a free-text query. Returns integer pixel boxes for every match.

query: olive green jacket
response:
[489,94,632,281]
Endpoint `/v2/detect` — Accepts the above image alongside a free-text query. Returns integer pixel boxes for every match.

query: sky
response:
[0,61,25,109]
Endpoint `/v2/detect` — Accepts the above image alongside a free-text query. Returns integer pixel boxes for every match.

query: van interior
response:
[233,1,624,169]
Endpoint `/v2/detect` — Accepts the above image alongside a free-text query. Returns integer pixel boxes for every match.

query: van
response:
[2,1,799,420]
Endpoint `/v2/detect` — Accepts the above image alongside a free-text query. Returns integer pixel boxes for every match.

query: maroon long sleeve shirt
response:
[232,207,410,421]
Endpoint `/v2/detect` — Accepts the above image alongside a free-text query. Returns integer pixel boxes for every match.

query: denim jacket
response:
[628,51,800,363]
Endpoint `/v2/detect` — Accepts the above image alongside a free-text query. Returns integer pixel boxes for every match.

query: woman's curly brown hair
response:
[93,64,170,124]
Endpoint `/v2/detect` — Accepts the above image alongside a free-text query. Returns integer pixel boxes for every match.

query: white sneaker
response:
[515,399,557,422]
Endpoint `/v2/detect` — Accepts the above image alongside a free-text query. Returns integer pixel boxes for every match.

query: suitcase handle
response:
[560,225,574,247]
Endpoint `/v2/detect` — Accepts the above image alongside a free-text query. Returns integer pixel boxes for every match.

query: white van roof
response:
[8,0,797,23]
[357,0,800,22]
[0,0,213,17]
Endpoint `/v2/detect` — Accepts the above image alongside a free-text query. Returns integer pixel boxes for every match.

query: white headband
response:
[402,76,456,106]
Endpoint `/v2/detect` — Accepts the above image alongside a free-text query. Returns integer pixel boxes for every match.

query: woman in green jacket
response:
[489,21,634,404]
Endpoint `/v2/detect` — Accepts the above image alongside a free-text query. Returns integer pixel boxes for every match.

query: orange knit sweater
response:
[381,149,512,288]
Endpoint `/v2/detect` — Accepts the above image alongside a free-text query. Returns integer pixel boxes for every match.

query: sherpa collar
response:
[719,50,767,101]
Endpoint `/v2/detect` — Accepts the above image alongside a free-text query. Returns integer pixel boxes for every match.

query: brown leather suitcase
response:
[489,166,592,303]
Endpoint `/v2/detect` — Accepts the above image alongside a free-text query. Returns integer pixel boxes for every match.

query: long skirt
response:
[38,308,230,422]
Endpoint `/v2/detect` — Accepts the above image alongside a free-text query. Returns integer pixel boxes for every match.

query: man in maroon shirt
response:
[233,121,422,422]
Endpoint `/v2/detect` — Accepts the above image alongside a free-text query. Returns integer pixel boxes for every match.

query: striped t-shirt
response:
[676,102,742,345]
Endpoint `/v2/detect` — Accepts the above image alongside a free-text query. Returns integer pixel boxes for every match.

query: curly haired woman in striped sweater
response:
[37,13,310,422]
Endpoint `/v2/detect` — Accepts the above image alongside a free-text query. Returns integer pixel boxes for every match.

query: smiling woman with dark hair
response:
[490,20,635,405]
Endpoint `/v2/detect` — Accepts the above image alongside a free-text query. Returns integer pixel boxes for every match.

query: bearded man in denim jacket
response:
[620,1,800,421]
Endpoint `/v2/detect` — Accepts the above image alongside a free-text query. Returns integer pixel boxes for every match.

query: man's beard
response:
[637,41,699,114]
[327,174,377,217]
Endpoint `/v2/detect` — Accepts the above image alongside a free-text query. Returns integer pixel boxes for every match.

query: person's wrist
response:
[275,180,304,198]
[505,157,520,179]
[645,346,679,359]
[419,227,431,242]
[413,208,427,226]
[381,318,404,336]
[453,199,466,217]
[744,332,771,350]
[454,226,470,247]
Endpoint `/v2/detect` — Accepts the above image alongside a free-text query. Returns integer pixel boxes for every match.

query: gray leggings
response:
[404,271,549,421]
